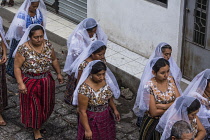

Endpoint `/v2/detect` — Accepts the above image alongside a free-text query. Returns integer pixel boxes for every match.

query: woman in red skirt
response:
[73,60,121,140]
[14,24,64,140]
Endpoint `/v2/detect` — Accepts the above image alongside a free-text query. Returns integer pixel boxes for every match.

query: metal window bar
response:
[193,0,207,47]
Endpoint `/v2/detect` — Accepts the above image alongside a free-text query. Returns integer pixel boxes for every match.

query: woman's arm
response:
[109,97,120,122]
[78,94,92,139]
[194,116,206,140]
[0,35,7,64]
[76,70,83,84]
[51,48,64,84]
[172,77,181,98]
[149,94,166,117]
[156,102,174,110]
[14,53,27,94]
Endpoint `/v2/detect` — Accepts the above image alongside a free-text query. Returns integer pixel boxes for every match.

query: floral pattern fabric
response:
[191,118,198,137]
[17,42,52,73]
[78,60,89,71]
[145,76,176,104]
[78,82,113,106]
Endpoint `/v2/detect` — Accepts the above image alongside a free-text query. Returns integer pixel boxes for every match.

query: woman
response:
[14,24,63,140]
[1,0,14,6]
[133,58,180,140]
[74,60,120,140]
[156,96,206,140]
[135,42,182,127]
[6,0,46,78]
[0,16,8,126]
[183,69,210,139]
[63,18,108,74]
[64,40,106,104]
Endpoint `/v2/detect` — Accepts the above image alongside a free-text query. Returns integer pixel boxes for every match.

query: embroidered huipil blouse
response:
[78,83,113,107]
[17,42,52,74]
[145,76,176,104]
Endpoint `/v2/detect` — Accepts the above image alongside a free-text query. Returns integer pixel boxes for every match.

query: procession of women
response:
[0,0,210,140]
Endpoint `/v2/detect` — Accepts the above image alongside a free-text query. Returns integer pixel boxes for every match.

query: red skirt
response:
[77,106,116,140]
[20,72,55,129]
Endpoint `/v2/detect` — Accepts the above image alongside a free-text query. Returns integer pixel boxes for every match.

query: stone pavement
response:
[0,41,139,140]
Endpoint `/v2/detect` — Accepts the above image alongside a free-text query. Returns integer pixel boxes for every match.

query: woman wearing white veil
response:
[0,16,8,126]
[64,40,107,105]
[63,18,108,73]
[14,24,63,140]
[6,0,47,78]
[74,60,120,139]
[133,57,180,140]
[156,96,206,140]
[182,69,210,139]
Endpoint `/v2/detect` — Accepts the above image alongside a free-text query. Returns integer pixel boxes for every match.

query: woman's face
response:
[205,82,210,93]
[87,27,97,38]
[29,2,39,13]
[162,48,172,60]
[30,29,44,46]
[91,49,106,60]
[188,109,199,120]
[153,65,170,81]
[91,70,106,83]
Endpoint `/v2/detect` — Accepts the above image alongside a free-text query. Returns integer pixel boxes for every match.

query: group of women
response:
[0,0,210,140]
[133,42,210,139]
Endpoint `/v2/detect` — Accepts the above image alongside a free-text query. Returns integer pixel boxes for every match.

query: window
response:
[147,0,168,7]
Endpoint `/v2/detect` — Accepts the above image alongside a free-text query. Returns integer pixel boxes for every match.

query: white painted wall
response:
[87,0,185,65]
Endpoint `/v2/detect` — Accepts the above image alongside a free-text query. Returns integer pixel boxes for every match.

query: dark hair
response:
[29,25,44,38]
[207,79,210,83]
[171,120,192,139]
[161,45,172,52]
[152,58,170,73]
[92,45,107,54]
[187,99,201,114]
[86,25,97,32]
[91,61,107,74]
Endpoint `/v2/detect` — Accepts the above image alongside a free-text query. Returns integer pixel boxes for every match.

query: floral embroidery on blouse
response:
[78,60,89,71]
[17,42,52,74]
[191,118,198,137]
[78,82,113,106]
[145,76,176,104]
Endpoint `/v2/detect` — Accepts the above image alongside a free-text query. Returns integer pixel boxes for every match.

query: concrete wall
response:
[88,0,185,65]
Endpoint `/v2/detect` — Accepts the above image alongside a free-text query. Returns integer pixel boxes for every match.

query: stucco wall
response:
[87,0,185,65]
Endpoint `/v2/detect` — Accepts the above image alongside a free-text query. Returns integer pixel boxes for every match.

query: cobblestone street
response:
[0,41,139,140]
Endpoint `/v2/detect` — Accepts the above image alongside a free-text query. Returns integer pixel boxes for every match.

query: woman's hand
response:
[85,130,92,140]
[18,83,27,94]
[0,54,7,65]
[57,73,64,84]
[114,110,120,122]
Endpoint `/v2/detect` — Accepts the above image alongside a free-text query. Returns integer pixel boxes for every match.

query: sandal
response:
[8,0,14,7]
[1,0,6,6]
[34,138,44,140]
[0,121,6,126]
[39,128,47,134]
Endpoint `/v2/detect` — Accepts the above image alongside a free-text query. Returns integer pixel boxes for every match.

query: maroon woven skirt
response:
[20,72,55,129]
[77,106,116,140]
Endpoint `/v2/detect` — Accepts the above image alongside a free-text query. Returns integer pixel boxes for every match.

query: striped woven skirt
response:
[0,63,8,112]
[20,72,55,129]
[139,114,161,140]
[64,73,77,105]
[77,106,116,140]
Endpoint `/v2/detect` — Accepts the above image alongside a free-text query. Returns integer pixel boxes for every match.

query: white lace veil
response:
[63,18,108,73]
[72,60,120,105]
[133,57,163,117]
[0,17,9,49]
[64,40,105,77]
[183,69,210,129]
[12,24,48,57]
[156,96,197,140]
[152,42,182,94]
[5,0,47,42]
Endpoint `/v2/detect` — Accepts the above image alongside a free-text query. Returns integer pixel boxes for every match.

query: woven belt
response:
[23,72,49,79]
[88,104,109,112]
